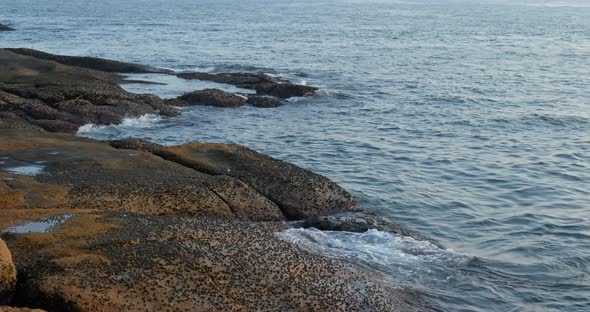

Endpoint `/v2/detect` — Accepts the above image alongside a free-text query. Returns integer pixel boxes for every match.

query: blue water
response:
[2,0,590,310]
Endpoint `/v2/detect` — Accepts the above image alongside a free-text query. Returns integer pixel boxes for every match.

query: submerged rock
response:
[178,88,247,107]
[246,95,284,108]
[3,212,418,311]
[302,210,436,244]
[0,238,16,304]
[0,24,15,31]
[5,48,173,74]
[177,72,318,98]
[109,138,358,220]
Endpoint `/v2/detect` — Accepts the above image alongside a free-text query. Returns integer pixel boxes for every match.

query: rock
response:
[177,72,318,98]
[0,307,46,312]
[109,139,358,220]
[0,126,284,221]
[0,24,15,31]
[246,95,283,108]
[6,48,173,74]
[178,88,247,107]
[0,49,174,131]
[301,210,436,244]
[177,72,283,88]
[157,105,181,117]
[0,239,16,304]
[256,82,318,98]
[3,212,419,311]
[30,119,80,133]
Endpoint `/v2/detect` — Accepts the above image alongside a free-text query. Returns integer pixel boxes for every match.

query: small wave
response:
[2,164,45,176]
[77,114,163,135]
[276,228,468,285]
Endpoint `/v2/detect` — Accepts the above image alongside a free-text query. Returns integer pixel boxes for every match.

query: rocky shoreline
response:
[0,48,429,311]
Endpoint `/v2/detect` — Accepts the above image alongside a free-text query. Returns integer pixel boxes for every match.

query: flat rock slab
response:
[3,212,420,311]
[0,127,283,221]
[5,48,172,74]
[110,139,358,220]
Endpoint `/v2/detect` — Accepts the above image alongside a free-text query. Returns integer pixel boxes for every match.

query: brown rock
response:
[0,239,16,304]
[0,127,283,221]
[178,88,247,107]
[109,139,358,220]
[4,212,418,311]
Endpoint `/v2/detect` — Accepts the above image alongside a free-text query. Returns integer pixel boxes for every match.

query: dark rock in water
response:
[177,72,318,98]
[302,210,437,245]
[163,98,191,107]
[6,48,173,74]
[158,105,181,117]
[109,138,358,220]
[246,95,283,108]
[256,81,318,98]
[0,24,15,31]
[178,88,247,107]
[177,72,285,88]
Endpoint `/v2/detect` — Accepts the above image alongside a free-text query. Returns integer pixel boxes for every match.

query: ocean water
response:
[1,0,589,310]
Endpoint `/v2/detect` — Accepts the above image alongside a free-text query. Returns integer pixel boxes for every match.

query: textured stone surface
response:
[0,239,16,304]
[109,138,358,220]
[3,212,419,311]
[178,88,247,107]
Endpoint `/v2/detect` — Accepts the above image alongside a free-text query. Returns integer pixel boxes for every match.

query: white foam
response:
[277,228,467,284]
[77,114,163,135]
[3,164,45,176]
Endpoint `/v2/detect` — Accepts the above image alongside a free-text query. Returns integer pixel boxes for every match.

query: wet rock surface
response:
[301,210,436,244]
[177,72,318,98]
[246,95,284,108]
[0,238,16,304]
[178,88,247,107]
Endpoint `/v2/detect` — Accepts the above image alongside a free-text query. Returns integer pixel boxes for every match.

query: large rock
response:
[178,88,247,107]
[4,212,419,311]
[256,82,318,98]
[109,139,358,220]
[0,24,15,31]
[0,49,178,132]
[0,239,16,304]
[177,72,318,98]
[0,126,283,221]
[6,48,173,74]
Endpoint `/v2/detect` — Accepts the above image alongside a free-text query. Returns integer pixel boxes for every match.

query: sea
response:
[1,0,589,310]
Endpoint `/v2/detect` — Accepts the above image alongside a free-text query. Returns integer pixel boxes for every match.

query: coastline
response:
[0,48,430,311]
